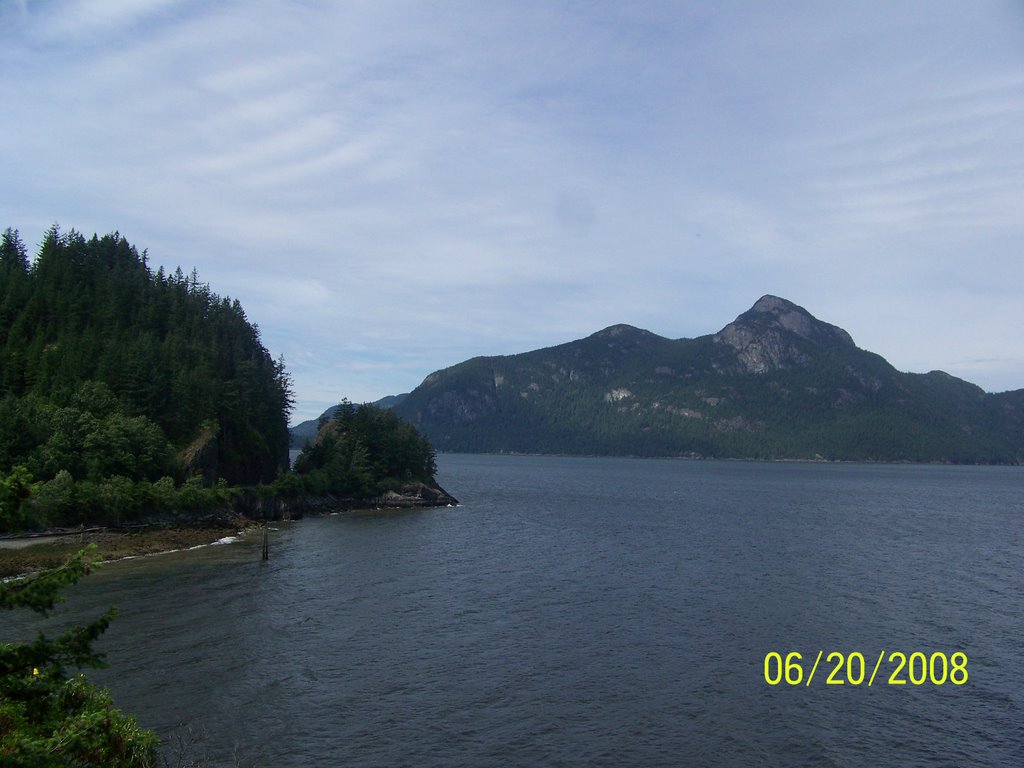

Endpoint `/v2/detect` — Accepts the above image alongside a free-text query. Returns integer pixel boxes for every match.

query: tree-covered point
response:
[0,226,293,498]
[292,400,438,498]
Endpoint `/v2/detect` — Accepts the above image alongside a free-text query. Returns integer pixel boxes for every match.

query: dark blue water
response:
[9,455,1024,766]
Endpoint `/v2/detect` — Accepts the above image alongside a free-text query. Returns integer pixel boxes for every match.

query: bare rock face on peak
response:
[713,295,855,373]
[745,295,855,347]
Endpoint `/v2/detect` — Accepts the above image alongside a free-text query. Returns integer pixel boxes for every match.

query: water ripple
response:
[8,457,1022,767]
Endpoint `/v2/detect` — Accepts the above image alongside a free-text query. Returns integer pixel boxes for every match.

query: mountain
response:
[391,296,1024,463]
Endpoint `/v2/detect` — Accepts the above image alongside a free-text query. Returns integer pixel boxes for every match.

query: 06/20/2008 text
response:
[763,650,968,687]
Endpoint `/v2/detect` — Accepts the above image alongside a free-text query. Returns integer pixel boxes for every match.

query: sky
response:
[2,0,1023,424]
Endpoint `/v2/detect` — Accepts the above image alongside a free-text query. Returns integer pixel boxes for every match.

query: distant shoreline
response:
[436,450,1022,466]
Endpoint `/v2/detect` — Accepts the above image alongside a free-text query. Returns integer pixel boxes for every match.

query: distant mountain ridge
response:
[389,296,1023,463]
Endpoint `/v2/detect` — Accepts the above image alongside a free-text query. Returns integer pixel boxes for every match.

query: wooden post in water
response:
[261,522,269,561]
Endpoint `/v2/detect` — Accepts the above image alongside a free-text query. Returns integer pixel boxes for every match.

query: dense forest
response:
[0,225,294,527]
[292,399,437,498]
[0,225,448,531]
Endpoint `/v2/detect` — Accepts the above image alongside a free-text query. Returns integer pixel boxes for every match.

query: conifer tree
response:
[1,529,157,767]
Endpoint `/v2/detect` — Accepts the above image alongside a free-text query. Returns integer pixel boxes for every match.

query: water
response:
[7,455,1024,766]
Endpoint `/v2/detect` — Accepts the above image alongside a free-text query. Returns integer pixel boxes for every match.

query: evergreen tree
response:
[0,547,158,766]
[0,227,29,276]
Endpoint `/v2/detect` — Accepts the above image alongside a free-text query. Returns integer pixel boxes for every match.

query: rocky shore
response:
[297,481,459,513]
[0,482,458,578]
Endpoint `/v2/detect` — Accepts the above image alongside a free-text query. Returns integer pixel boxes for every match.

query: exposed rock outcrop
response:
[713,295,855,373]
[179,423,219,484]
[378,481,458,508]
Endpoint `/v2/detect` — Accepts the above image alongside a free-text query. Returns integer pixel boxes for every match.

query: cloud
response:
[2,0,1023,420]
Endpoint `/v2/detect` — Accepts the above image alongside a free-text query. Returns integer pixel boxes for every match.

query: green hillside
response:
[394,296,1024,463]
[0,225,293,527]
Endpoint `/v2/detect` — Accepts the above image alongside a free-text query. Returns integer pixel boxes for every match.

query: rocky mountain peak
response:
[749,294,798,315]
[745,295,853,342]
[714,295,855,373]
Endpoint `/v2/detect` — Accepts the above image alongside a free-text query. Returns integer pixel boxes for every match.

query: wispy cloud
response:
[3,0,1023,420]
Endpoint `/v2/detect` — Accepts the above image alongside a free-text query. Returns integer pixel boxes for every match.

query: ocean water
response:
[8,454,1024,766]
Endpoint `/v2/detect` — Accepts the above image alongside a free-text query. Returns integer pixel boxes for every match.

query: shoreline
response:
[0,523,257,579]
[0,492,460,579]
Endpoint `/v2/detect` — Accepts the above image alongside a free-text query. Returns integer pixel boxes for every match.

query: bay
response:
[8,455,1024,766]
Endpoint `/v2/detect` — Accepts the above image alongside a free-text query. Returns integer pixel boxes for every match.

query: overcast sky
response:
[3,0,1023,423]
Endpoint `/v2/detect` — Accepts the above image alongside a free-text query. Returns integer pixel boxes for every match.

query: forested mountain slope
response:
[393,296,1024,463]
[0,226,292,489]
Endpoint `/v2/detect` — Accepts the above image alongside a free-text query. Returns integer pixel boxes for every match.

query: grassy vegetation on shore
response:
[0,523,252,578]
